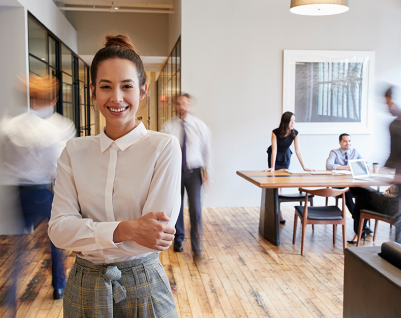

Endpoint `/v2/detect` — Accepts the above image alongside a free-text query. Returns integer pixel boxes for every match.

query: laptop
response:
[349,159,376,180]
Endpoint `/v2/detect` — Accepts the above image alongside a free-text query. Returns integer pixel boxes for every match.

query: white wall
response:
[18,0,77,53]
[0,6,28,234]
[182,0,401,207]
[168,0,181,52]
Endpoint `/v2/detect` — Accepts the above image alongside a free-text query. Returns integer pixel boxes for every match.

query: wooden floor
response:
[0,205,396,318]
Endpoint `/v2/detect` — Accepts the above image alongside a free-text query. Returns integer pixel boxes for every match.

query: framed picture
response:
[283,50,375,134]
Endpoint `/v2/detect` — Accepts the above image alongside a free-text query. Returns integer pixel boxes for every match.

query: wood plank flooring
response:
[0,205,396,317]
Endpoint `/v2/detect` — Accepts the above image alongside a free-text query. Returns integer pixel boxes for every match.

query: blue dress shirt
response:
[326,148,364,170]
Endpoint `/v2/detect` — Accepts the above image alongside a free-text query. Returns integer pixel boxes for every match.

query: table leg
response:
[259,188,280,246]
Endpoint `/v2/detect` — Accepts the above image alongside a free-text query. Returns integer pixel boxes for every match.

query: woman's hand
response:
[263,168,274,172]
[113,212,176,251]
[303,168,316,171]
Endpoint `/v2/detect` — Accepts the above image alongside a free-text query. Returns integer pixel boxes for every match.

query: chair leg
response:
[333,224,336,245]
[301,220,306,255]
[325,197,329,206]
[293,214,298,244]
[373,220,379,242]
[342,224,346,253]
[368,219,371,227]
[356,216,365,247]
[310,198,314,206]
[312,224,314,231]
[336,197,339,207]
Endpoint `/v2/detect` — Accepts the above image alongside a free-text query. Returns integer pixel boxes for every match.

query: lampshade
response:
[290,0,349,16]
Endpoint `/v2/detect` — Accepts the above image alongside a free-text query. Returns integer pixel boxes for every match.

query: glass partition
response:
[157,37,181,130]
[28,13,95,136]
[28,15,47,62]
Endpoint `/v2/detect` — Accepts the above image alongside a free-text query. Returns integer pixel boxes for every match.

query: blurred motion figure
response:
[2,74,76,301]
[162,93,212,259]
[384,86,401,243]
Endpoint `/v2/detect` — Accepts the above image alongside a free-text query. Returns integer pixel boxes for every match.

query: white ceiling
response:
[53,0,173,9]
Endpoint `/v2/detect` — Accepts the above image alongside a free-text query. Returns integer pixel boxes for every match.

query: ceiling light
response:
[290,0,349,16]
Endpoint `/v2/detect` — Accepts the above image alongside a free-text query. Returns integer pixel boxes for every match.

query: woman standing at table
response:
[264,111,313,223]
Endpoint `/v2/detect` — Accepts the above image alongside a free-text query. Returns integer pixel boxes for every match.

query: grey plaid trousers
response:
[63,253,177,318]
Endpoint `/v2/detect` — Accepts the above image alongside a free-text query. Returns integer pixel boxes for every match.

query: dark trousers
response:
[19,186,66,289]
[352,188,399,235]
[175,168,203,255]
[344,187,366,215]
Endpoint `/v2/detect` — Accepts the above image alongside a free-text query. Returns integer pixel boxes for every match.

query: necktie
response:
[344,152,348,166]
[182,121,187,170]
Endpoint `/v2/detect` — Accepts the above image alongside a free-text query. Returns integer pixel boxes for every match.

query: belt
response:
[19,184,51,191]
[75,253,159,314]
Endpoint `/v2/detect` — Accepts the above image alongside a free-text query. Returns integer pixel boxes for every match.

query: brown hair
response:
[24,74,59,101]
[179,93,192,100]
[339,133,350,142]
[90,35,147,96]
[276,111,296,138]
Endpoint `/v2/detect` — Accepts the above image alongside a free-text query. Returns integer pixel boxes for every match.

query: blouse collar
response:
[100,122,147,153]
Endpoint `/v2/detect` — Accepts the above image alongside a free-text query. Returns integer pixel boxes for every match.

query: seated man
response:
[326,133,371,232]
[348,185,399,244]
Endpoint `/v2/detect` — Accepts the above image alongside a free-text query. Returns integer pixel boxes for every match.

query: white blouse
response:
[48,123,181,264]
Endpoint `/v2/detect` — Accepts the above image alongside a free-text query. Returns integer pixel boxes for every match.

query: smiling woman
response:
[48,35,181,318]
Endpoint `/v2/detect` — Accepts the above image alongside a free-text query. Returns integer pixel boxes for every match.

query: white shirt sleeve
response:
[326,150,339,170]
[202,125,213,174]
[48,146,121,252]
[141,136,182,227]
[160,122,169,134]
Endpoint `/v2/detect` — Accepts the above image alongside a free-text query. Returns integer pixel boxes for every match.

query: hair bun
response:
[104,35,136,51]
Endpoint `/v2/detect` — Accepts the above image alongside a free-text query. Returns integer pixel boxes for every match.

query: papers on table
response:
[286,170,333,175]
[285,170,309,174]
[332,170,352,175]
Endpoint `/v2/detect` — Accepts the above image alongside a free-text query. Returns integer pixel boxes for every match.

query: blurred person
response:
[162,93,212,259]
[347,185,399,244]
[384,86,401,243]
[1,74,76,305]
[264,111,314,223]
[48,35,181,317]
[326,134,370,232]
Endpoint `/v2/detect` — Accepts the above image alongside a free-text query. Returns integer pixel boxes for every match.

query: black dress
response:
[267,128,298,170]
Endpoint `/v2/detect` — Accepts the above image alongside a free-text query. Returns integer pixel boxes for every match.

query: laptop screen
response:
[349,159,369,177]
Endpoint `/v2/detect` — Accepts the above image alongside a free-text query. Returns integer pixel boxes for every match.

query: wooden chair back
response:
[298,187,349,197]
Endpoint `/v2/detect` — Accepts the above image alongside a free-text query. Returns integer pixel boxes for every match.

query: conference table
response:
[236,170,394,246]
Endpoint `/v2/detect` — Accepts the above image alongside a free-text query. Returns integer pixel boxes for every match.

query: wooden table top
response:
[236,170,394,188]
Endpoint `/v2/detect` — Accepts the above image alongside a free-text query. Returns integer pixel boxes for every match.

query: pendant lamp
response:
[290,0,349,16]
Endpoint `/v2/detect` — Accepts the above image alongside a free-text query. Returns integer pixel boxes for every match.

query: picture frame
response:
[283,50,375,134]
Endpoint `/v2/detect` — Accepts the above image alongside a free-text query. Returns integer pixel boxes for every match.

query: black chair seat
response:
[279,192,314,200]
[361,209,391,220]
[295,206,343,220]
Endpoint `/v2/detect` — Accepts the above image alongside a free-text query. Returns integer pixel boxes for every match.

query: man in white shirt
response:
[162,93,212,259]
[326,133,371,233]
[2,75,76,302]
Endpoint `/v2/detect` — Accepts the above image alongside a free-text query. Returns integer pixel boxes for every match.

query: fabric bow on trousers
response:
[63,253,177,318]
[97,266,127,313]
